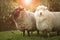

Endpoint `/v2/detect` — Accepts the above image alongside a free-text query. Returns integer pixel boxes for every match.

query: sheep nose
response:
[40,12,42,15]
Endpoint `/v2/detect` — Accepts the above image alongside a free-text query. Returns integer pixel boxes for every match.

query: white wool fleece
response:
[34,5,55,32]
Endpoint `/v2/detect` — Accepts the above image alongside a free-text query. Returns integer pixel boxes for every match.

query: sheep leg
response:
[27,31,30,36]
[37,30,39,35]
[57,31,60,35]
[45,31,50,37]
[42,31,46,37]
[47,32,50,37]
[31,31,33,35]
[42,31,50,37]
[23,30,25,36]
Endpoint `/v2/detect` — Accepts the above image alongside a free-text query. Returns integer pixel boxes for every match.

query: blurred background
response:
[0,0,60,31]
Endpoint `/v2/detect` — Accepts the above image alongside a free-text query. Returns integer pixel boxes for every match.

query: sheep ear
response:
[40,12,42,15]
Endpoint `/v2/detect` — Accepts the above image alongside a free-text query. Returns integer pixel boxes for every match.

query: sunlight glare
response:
[24,0,32,5]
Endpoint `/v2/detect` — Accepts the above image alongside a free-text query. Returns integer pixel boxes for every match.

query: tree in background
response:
[0,0,17,31]
[48,0,60,11]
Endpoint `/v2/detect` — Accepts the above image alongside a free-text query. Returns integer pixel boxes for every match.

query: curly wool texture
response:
[14,9,36,31]
[34,5,55,32]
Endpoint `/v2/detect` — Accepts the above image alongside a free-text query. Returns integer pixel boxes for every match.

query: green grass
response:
[0,30,60,40]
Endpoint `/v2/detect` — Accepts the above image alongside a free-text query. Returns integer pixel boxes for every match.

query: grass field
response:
[0,30,60,40]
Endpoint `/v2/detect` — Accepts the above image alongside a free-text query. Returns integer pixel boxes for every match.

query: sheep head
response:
[12,7,24,20]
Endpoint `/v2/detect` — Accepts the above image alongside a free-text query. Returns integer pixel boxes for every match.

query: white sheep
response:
[51,12,60,35]
[34,5,55,37]
[12,7,39,36]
